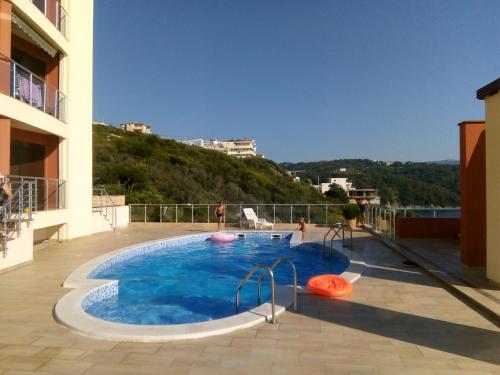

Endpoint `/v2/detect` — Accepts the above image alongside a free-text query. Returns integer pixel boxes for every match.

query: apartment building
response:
[221,139,257,158]
[181,138,258,158]
[0,0,99,271]
[315,177,380,205]
[477,78,500,284]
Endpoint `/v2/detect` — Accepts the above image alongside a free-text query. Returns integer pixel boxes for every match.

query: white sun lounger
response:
[243,208,274,230]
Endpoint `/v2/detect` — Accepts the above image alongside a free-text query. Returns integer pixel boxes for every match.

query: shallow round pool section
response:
[55,232,363,341]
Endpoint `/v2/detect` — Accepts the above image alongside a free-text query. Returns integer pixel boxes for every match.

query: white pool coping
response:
[55,231,364,342]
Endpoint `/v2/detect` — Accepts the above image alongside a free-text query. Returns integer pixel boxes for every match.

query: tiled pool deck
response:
[0,223,498,374]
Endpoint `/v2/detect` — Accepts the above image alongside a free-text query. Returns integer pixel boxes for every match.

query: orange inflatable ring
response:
[307,274,352,298]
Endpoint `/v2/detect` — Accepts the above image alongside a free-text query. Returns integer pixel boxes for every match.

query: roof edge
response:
[477,78,500,100]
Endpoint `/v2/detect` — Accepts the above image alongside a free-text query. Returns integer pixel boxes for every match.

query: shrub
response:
[343,204,361,220]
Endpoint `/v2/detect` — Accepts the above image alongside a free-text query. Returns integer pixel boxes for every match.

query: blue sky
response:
[93,0,500,163]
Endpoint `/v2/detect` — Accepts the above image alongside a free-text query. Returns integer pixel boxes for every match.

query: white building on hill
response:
[121,122,151,135]
[182,138,260,159]
[316,177,380,205]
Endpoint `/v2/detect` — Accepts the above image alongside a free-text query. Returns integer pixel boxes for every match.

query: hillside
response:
[280,159,460,207]
[93,125,335,204]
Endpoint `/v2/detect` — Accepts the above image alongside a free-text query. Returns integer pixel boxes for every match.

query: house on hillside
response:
[121,122,151,135]
[316,177,380,205]
[181,138,261,159]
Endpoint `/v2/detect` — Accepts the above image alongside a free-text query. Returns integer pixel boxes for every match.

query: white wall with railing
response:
[129,204,349,225]
[365,205,461,239]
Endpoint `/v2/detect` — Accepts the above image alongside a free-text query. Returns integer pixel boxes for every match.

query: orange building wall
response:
[397,218,460,238]
[459,121,486,266]
[0,0,12,174]
[10,128,59,179]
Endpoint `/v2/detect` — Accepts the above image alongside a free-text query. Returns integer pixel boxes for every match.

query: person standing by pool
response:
[214,202,225,231]
[297,217,306,241]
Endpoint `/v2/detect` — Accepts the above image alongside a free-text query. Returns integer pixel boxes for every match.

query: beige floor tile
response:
[79,350,127,364]
[37,359,94,374]
[0,225,497,375]
[122,352,174,366]
[0,346,45,357]
[111,342,161,354]
[0,355,47,371]
[3,371,54,375]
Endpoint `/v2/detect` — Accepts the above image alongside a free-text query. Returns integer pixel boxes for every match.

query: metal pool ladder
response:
[235,258,298,324]
[323,223,353,255]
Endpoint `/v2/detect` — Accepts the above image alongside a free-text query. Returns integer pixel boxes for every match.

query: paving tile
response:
[79,349,127,364]
[31,348,86,360]
[3,371,54,375]
[111,342,161,354]
[0,225,498,375]
[0,346,45,357]
[0,355,48,371]
[122,353,174,366]
[37,359,94,374]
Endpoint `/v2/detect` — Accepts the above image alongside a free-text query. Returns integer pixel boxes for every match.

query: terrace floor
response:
[0,223,498,375]
[397,238,500,300]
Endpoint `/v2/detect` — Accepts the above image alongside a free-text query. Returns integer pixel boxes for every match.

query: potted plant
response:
[343,203,361,229]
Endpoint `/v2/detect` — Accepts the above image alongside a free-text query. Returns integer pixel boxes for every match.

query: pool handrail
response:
[257,257,297,312]
[323,222,352,255]
[235,264,276,324]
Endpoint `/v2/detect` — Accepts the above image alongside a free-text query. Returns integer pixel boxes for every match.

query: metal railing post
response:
[307,205,310,224]
[175,204,178,223]
[325,205,328,225]
[45,179,48,210]
[160,204,163,223]
[29,73,33,105]
[207,204,210,223]
[144,205,146,222]
[273,204,276,224]
[191,205,194,223]
[290,205,293,224]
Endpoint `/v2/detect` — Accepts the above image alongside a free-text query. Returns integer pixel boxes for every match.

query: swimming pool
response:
[55,231,362,341]
[83,232,349,325]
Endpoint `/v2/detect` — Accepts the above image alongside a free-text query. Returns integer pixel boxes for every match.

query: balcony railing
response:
[129,203,349,225]
[31,0,68,37]
[7,58,66,122]
[6,175,65,211]
[365,205,461,239]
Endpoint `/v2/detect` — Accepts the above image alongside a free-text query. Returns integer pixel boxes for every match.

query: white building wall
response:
[61,0,94,239]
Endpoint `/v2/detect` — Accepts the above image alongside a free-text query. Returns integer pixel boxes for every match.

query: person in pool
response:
[297,217,306,241]
[214,201,225,231]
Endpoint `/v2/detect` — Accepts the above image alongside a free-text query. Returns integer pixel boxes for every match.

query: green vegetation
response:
[93,125,339,204]
[343,204,361,220]
[325,183,349,203]
[280,159,459,207]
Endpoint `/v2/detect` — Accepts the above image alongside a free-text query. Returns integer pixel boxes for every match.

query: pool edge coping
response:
[54,231,364,342]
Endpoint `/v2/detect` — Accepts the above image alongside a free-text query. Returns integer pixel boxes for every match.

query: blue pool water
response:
[85,234,349,325]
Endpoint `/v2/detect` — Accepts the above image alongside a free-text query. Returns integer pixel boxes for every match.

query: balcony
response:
[8,58,66,122]
[7,175,65,211]
[30,0,68,37]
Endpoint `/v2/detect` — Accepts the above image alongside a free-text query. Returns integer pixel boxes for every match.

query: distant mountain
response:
[279,159,460,207]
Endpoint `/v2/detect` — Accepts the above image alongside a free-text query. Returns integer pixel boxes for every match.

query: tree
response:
[325,183,349,203]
